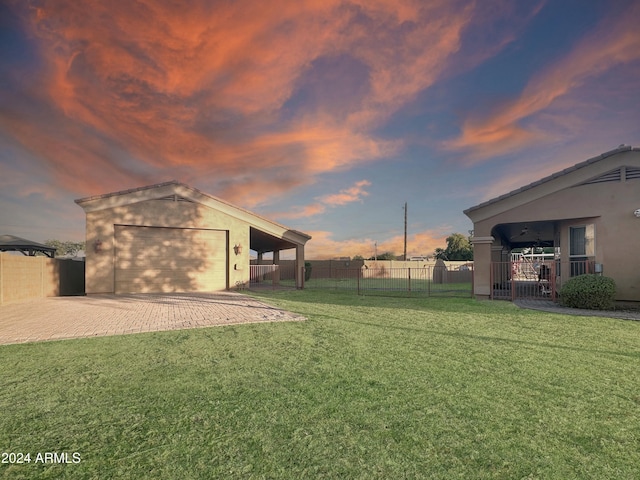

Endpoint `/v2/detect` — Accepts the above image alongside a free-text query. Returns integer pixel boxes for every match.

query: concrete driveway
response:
[0,292,305,345]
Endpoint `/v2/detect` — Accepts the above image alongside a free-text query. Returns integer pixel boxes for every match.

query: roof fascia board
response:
[76,182,311,246]
[75,182,180,213]
[170,184,310,244]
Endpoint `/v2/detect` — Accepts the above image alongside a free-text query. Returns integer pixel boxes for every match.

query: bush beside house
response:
[304,262,312,282]
[559,274,616,310]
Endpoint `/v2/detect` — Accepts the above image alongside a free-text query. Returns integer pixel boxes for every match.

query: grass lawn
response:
[280,277,472,297]
[1,291,639,479]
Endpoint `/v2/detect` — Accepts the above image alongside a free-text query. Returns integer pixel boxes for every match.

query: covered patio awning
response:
[250,227,309,254]
[0,235,56,258]
[490,221,556,250]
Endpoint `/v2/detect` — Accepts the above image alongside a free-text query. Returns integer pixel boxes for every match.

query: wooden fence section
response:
[0,253,85,305]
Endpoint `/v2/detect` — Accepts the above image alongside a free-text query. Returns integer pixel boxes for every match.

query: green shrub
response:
[559,274,616,310]
[304,262,312,282]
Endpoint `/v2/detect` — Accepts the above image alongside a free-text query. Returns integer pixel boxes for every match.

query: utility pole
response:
[374,242,378,261]
[403,202,407,261]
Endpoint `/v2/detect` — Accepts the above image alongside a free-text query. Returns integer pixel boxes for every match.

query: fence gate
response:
[490,260,555,300]
[490,259,596,300]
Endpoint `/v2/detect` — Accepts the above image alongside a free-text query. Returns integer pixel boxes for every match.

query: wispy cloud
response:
[446,2,640,162]
[320,180,371,206]
[272,203,327,221]
[2,0,514,200]
[304,228,449,259]
[272,179,370,220]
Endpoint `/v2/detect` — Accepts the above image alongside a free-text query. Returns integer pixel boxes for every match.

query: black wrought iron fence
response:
[490,259,596,300]
[301,266,473,297]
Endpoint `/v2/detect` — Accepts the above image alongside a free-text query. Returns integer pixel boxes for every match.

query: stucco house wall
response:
[466,147,640,302]
[77,182,310,295]
[84,198,250,294]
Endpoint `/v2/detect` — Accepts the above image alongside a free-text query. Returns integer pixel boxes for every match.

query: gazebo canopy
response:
[0,235,56,258]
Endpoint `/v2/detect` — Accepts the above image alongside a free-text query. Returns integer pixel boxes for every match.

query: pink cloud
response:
[3,0,508,200]
[271,203,327,220]
[320,180,371,206]
[446,2,640,162]
[304,228,449,260]
[268,180,371,221]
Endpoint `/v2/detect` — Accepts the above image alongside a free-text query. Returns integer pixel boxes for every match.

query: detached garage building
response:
[75,181,311,294]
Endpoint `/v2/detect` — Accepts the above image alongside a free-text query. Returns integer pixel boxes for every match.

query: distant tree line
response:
[350,232,473,261]
[433,233,473,261]
[44,240,85,257]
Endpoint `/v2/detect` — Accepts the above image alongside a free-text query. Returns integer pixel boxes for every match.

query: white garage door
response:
[115,226,227,294]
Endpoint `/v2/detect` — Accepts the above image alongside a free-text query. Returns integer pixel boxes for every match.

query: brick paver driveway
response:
[0,292,305,345]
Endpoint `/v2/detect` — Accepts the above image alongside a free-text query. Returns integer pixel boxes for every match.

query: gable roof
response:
[464,145,640,217]
[75,181,311,247]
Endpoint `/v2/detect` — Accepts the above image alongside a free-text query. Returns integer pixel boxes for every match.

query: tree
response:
[352,255,365,261]
[44,240,85,257]
[433,247,447,260]
[434,233,473,261]
[368,251,396,261]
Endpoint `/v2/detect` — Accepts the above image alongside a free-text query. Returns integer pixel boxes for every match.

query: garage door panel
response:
[115,226,227,294]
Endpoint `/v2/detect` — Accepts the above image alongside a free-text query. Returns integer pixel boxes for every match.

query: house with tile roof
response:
[464,146,640,302]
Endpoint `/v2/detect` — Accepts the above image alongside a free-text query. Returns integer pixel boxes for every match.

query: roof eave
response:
[464,145,639,217]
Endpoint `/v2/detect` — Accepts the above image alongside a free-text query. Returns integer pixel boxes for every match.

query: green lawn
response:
[1,291,639,479]
[279,277,472,297]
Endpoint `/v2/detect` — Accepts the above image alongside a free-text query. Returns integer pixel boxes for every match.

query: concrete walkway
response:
[0,292,305,346]
[514,298,640,321]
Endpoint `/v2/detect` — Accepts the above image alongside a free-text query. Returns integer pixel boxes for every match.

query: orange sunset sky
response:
[1,0,639,258]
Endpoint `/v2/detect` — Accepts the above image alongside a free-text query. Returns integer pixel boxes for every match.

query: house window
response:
[569,225,594,276]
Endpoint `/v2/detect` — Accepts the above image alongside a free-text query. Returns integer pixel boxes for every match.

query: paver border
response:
[0,292,306,346]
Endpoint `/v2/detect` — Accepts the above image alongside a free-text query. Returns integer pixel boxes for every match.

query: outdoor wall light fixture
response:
[93,239,103,253]
[634,209,640,218]
[233,243,243,255]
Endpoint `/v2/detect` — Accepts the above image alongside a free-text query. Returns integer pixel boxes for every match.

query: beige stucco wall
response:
[469,152,640,301]
[85,199,250,294]
[0,254,85,305]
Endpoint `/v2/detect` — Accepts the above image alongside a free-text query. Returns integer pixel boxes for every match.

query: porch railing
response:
[249,264,297,288]
[490,259,596,300]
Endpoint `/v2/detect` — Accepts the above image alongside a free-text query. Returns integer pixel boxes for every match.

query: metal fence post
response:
[551,261,556,302]
[489,263,494,300]
[471,265,474,298]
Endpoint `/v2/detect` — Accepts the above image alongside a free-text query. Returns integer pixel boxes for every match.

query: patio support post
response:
[272,250,280,287]
[295,244,305,289]
[470,236,494,299]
